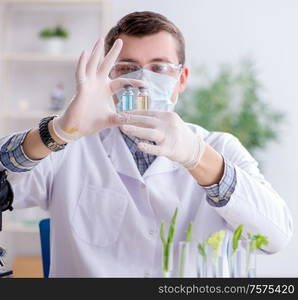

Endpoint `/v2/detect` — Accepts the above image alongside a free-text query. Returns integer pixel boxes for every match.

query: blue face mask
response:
[116,69,179,112]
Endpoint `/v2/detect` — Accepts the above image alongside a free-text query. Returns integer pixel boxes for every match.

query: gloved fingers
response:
[137,142,163,156]
[106,112,126,128]
[109,78,145,94]
[116,113,160,128]
[120,125,164,143]
[86,38,104,77]
[75,50,88,85]
[124,110,163,118]
[98,39,123,77]
[107,112,150,129]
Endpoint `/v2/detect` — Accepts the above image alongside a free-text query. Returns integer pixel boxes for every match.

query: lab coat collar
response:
[100,127,180,182]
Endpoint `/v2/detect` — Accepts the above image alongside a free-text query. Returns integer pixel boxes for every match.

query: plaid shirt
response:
[0,130,237,206]
[0,131,39,173]
[120,132,157,176]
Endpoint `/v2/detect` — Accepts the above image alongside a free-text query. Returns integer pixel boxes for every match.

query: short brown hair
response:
[104,11,185,65]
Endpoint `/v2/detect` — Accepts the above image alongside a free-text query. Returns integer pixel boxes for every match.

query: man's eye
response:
[116,65,138,74]
[151,64,167,73]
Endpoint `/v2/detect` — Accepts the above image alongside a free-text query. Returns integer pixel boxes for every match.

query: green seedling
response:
[232,225,243,254]
[248,234,268,253]
[246,233,268,276]
[198,242,207,260]
[207,230,226,260]
[160,208,178,276]
[185,222,193,242]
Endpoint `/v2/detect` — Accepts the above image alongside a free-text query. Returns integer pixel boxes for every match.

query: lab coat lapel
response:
[101,127,145,183]
[143,154,180,178]
[101,127,180,181]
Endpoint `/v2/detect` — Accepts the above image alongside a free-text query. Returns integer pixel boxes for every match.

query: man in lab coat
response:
[0,11,293,277]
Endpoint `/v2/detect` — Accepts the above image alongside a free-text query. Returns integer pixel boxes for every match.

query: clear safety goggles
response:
[110,61,183,79]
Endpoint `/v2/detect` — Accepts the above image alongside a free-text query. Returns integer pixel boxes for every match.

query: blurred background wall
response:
[0,0,296,277]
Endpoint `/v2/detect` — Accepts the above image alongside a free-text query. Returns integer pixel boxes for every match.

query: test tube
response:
[178,241,190,277]
[121,84,134,111]
[136,87,149,110]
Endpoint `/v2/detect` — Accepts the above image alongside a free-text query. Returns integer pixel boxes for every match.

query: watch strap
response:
[38,116,67,152]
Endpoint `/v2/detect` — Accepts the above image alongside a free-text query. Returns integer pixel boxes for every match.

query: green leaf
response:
[54,26,69,39]
[164,243,169,271]
[198,243,207,259]
[232,225,243,252]
[39,25,69,39]
[248,234,268,253]
[207,230,226,259]
[167,208,178,244]
[255,235,268,249]
[185,222,193,242]
[39,28,53,39]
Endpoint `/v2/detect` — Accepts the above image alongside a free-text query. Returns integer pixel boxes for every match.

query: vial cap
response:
[124,84,133,90]
[139,86,148,92]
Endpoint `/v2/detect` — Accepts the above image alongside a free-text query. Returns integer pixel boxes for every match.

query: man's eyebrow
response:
[149,57,172,63]
[117,57,173,64]
[118,58,139,63]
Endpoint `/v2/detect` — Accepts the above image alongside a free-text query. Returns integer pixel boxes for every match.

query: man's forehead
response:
[117,31,179,64]
[118,57,172,64]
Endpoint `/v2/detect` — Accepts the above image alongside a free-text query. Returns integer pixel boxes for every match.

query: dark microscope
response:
[0,170,14,277]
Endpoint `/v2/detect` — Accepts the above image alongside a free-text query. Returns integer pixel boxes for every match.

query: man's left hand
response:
[118,110,206,169]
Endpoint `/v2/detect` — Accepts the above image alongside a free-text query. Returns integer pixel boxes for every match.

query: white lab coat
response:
[0,124,293,277]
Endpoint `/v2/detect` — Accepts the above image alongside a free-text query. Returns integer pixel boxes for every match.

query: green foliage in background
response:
[39,25,69,39]
[177,59,284,153]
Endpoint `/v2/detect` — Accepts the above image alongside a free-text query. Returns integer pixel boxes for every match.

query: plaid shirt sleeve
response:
[203,158,237,207]
[0,131,41,173]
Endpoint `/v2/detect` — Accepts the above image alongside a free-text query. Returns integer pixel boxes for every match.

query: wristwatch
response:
[38,116,67,152]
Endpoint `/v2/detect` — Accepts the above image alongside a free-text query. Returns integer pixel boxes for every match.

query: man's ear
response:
[178,67,189,93]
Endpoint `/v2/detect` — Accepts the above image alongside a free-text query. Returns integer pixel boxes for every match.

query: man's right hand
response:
[53,38,143,143]
[22,38,143,160]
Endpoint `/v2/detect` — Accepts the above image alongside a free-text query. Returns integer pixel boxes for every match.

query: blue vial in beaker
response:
[121,84,134,111]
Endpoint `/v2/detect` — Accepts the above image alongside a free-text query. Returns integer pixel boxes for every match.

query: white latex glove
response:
[53,38,143,143]
[119,110,206,169]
